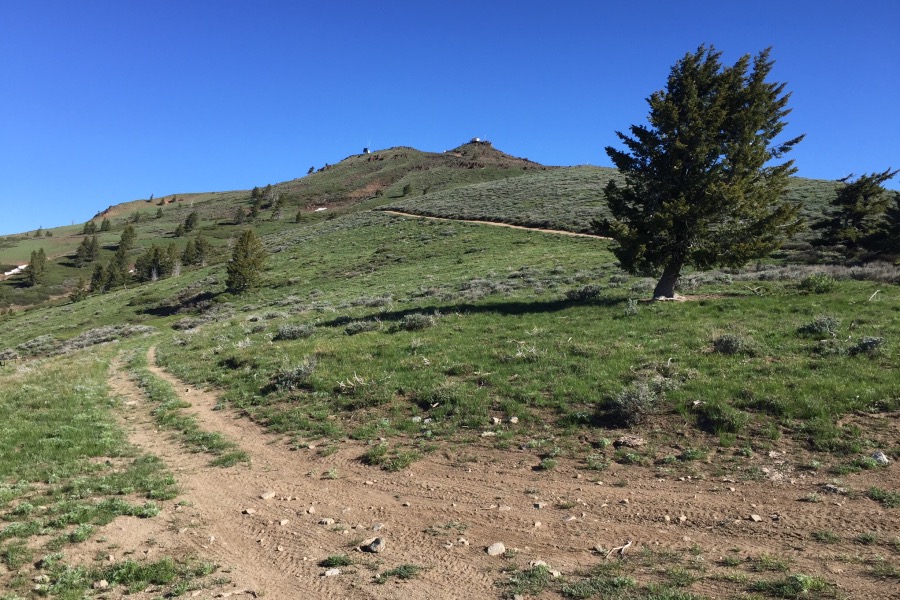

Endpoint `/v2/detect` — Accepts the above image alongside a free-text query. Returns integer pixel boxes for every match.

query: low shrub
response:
[797,315,840,338]
[606,382,657,427]
[565,284,602,302]
[270,358,317,391]
[397,313,435,331]
[696,402,750,434]
[850,336,884,357]
[712,333,752,356]
[345,320,380,335]
[798,272,837,294]
[273,323,315,341]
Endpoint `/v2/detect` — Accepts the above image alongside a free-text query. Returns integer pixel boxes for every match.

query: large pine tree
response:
[812,168,898,252]
[601,45,804,298]
[226,229,266,293]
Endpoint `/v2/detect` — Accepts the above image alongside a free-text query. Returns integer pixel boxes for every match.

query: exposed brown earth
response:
[86,348,899,599]
[381,211,612,240]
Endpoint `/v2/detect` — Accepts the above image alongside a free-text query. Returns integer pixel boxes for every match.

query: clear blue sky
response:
[2,0,898,235]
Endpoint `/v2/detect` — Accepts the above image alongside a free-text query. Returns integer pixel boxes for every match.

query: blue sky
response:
[1,0,898,235]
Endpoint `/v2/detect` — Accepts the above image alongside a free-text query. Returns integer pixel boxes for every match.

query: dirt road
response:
[96,347,897,599]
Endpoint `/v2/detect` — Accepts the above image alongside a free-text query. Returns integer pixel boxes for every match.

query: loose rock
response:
[360,537,386,553]
[749,514,763,522]
[260,491,276,500]
[319,518,335,526]
[486,542,506,556]
[872,451,889,466]
[242,508,256,515]
[323,568,340,577]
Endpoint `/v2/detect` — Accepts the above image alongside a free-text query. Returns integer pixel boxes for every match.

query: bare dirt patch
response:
[382,210,612,240]
[94,348,898,599]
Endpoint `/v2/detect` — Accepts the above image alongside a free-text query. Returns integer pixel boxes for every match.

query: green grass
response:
[374,564,423,584]
[0,348,185,595]
[127,351,249,466]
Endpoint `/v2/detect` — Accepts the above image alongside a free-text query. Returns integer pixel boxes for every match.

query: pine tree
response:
[184,211,200,232]
[69,276,88,303]
[100,218,111,231]
[26,248,47,286]
[226,229,266,293]
[601,45,803,298]
[813,168,898,252]
[74,236,91,267]
[156,207,164,218]
[119,224,136,251]
[89,263,106,292]
[88,235,100,262]
[181,239,198,266]
[83,221,97,235]
[194,235,211,266]
[233,207,247,225]
[174,223,186,237]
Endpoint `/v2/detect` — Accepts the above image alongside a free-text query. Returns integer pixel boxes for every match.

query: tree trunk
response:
[653,262,682,299]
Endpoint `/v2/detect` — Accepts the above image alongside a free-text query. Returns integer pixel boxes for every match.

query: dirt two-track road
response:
[91,347,898,599]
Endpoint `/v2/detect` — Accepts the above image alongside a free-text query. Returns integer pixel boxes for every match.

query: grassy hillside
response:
[0,142,545,308]
[1,192,898,598]
[381,167,842,242]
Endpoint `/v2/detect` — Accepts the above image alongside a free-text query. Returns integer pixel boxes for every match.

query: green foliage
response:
[226,229,266,293]
[134,243,179,282]
[184,211,200,232]
[606,382,658,426]
[100,217,111,231]
[798,272,836,294]
[82,220,97,234]
[375,564,422,584]
[319,554,352,568]
[26,247,46,286]
[867,487,900,508]
[603,45,803,297]
[813,168,898,252]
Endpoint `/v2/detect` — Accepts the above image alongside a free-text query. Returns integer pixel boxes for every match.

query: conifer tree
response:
[181,239,198,266]
[89,263,106,292]
[156,207,164,219]
[88,235,100,262]
[184,211,200,232]
[83,221,97,235]
[194,235,211,266]
[74,236,91,267]
[226,229,266,293]
[878,192,900,255]
[26,248,47,286]
[174,223,186,237]
[119,224,136,251]
[813,168,898,252]
[600,45,804,298]
[100,217,111,231]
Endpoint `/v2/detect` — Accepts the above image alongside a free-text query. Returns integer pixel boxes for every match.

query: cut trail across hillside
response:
[380,210,612,240]
[94,347,896,599]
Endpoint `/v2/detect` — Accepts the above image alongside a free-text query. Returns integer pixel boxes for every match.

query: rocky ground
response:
[66,348,899,599]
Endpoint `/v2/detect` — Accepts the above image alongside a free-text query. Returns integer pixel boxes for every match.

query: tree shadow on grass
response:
[317,296,626,330]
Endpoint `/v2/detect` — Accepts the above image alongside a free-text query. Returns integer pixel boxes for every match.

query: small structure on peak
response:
[469,137,492,146]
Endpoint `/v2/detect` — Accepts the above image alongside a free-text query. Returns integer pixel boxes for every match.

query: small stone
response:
[243,508,256,515]
[620,498,629,504]
[487,542,506,556]
[534,502,546,509]
[373,523,384,531]
[277,545,284,552]
[822,483,847,495]
[534,521,542,528]
[529,560,548,568]
[402,502,411,507]
[481,431,496,437]
[664,515,671,523]
[678,515,687,523]
[458,537,469,546]
[319,518,335,525]
[728,487,736,492]
[499,505,512,512]
[361,537,386,553]
[411,416,422,423]
[563,515,577,523]
[749,514,763,522]
[550,570,562,578]
[307,506,316,514]
[92,580,109,590]
[279,520,290,526]
[208,535,216,542]
[444,541,454,549]
[682,536,692,542]
[614,435,645,448]
[492,417,502,425]
[260,491,277,500]
[872,451,889,465]
[364,480,374,486]
[509,416,519,424]
[323,568,340,577]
